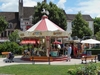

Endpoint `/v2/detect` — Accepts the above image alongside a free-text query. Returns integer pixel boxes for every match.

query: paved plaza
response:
[0,56,99,67]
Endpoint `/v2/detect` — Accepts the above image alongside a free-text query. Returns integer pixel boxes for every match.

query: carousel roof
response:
[27,15,64,32]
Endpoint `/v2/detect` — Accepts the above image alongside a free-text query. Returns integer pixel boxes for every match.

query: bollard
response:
[32,56,35,64]
[48,56,50,65]
[98,54,100,61]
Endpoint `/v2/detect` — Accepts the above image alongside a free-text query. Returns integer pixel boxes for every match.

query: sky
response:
[0,0,100,18]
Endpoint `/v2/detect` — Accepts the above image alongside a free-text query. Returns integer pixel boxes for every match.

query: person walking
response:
[67,44,72,61]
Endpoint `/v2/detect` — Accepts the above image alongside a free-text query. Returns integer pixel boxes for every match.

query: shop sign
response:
[53,32,62,35]
[32,32,42,35]
[20,33,24,36]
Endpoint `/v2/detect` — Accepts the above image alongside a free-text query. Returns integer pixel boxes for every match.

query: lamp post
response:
[32,50,35,64]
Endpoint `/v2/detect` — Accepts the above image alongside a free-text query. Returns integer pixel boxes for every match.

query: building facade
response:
[66,14,94,35]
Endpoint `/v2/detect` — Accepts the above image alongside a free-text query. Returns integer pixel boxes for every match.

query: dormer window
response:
[7,22,13,29]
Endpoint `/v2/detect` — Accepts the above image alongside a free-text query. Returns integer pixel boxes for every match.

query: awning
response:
[81,39,100,44]
[20,40,36,44]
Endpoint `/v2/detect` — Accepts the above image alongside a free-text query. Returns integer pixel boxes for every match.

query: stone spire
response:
[19,0,23,19]
[44,0,47,3]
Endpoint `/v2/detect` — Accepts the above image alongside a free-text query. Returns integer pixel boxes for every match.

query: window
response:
[7,23,13,29]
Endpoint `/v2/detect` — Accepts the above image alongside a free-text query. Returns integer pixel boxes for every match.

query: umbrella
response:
[53,41,62,44]
[81,39,100,44]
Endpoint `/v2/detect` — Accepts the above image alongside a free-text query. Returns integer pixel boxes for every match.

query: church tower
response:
[43,0,47,3]
[19,0,23,19]
[44,0,47,3]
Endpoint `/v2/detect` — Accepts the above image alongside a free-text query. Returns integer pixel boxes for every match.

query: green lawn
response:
[0,64,81,75]
[0,63,100,75]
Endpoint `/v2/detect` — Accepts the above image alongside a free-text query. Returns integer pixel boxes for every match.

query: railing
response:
[0,37,9,42]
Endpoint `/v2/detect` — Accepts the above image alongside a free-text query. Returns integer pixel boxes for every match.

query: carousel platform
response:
[21,56,68,62]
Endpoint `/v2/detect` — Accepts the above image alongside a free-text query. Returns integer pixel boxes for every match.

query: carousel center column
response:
[46,36,50,57]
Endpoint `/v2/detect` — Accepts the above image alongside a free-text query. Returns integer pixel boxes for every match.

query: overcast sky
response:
[0,0,100,18]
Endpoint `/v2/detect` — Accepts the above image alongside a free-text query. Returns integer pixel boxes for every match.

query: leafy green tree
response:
[72,12,92,39]
[0,16,8,33]
[95,31,100,41]
[0,42,19,53]
[93,17,100,34]
[33,2,67,30]
[8,29,20,42]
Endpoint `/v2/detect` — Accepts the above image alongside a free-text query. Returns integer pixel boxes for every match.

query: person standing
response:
[64,44,68,56]
[73,44,78,58]
[67,44,72,61]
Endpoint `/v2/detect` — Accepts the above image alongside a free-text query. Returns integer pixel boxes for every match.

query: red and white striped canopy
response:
[27,15,64,32]
[20,40,36,44]
[20,39,40,44]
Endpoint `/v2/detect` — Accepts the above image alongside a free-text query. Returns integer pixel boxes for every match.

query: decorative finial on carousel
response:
[41,8,49,19]
[41,8,49,15]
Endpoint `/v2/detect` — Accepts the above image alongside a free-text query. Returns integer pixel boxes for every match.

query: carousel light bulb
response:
[43,39,45,43]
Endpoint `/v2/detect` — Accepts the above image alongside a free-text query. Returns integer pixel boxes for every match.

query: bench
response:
[30,56,53,62]
[1,52,9,57]
[81,55,97,64]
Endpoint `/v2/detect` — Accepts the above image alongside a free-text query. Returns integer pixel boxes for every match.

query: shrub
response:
[0,42,22,54]
[67,69,77,75]
[67,63,98,75]
[86,49,100,55]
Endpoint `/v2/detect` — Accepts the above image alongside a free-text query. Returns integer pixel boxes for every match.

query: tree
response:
[95,31,100,41]
[8,29,20,42]
[33,2,67,30]
[72,12,92,39]
[93,17,100,34]
[0,16,8,33]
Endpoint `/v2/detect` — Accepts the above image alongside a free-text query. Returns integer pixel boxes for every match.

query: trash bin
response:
[98,54,100,61]
[51,51,58,57]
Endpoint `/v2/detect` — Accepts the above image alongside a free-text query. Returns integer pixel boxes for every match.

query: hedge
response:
[85,49,100,55]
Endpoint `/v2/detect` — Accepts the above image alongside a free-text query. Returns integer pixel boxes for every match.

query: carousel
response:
[18,15,70,62]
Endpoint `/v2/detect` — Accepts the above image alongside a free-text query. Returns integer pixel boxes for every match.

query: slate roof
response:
[0,8,93,30]
[23,7,35,18]
[66,14,93,21]
[0,12,20,29]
